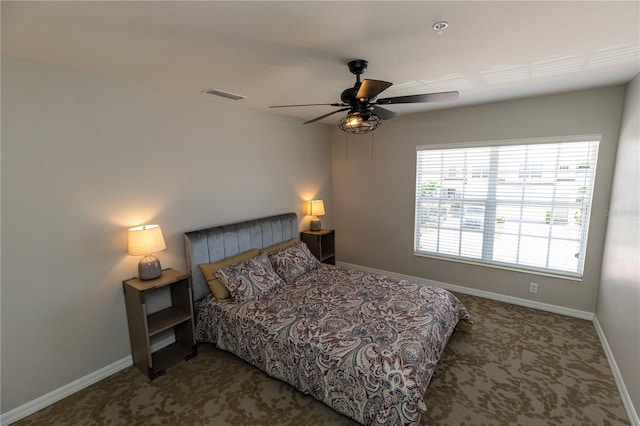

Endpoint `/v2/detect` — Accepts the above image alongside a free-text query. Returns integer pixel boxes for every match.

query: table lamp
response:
[128,224,167,280]
[309,200,325,231]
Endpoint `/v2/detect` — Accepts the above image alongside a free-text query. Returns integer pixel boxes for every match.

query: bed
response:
[184,213,472,426]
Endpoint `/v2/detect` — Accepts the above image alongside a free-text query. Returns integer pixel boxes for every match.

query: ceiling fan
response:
[269,59,459,134]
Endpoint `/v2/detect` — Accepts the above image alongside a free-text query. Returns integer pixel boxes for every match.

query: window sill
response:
[412,251,584,282]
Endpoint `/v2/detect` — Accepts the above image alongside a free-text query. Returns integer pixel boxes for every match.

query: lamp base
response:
[310,219,321,231]
[139,255,162,280]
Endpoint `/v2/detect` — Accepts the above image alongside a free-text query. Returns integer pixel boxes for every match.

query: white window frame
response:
[414,135,601,279]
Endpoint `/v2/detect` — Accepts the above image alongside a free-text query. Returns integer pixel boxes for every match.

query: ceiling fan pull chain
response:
[345,133,349,164]
[371,132,374,160]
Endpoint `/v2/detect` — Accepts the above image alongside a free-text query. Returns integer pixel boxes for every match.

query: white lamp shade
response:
[127,224,167,256]
[309,200,325,216]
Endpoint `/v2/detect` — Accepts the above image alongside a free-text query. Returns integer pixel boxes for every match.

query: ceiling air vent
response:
[201,88,247,101]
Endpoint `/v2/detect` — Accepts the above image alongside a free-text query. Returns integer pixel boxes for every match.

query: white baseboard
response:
[593,316,640,426]
[0,337,174,426]
[0,356,132,426]
[337,261,594,320]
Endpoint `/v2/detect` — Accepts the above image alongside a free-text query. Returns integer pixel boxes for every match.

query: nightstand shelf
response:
[151,339,197,370]
[301,229,335,265]
[123,268,197,380]
[147,307,193,336]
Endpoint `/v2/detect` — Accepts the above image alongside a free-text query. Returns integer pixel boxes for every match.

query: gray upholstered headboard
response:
[184,212,299,310]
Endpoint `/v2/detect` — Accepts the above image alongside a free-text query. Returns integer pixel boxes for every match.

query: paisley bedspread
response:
[197,264,472,426]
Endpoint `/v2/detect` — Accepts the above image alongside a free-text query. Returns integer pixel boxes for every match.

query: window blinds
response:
[414,136,600,277]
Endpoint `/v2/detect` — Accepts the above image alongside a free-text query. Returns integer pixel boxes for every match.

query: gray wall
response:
[597,74,640,418]
[0,57,332,413]
[331,86,624,312]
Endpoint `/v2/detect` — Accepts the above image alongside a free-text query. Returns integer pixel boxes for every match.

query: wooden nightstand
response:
[301,229,335,265]
[123,268,197,380]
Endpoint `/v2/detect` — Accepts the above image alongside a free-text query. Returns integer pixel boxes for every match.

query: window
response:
[414,136,600,278]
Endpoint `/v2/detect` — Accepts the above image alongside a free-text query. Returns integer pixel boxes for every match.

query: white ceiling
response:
[2,1,639,125]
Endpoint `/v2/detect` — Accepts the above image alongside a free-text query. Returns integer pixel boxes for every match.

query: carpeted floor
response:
[14,293,629,425]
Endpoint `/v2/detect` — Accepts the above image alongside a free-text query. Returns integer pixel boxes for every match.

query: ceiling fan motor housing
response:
[341,87,358,104]
[341,88,373,118]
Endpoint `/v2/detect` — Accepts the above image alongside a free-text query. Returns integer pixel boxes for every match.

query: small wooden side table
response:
[123,268,197,379]
[301,229,336,265]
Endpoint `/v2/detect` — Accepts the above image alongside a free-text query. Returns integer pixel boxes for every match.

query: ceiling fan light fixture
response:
[345,114,363,127]
[338,112,382,134]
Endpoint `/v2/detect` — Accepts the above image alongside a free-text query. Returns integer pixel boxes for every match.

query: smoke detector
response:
[432,21,448,35]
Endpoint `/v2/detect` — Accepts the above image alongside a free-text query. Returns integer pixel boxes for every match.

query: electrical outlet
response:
[529,282,538,294]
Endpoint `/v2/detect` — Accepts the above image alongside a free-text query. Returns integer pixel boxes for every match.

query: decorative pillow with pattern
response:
[215,253,285,303]
[199,249,260,300]
[268,241,321,283]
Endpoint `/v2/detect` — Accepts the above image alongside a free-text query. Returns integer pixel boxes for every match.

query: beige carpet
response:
[14,294,629,425]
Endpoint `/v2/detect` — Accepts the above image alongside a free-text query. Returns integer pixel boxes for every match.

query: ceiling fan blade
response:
[356,79,393,100]
[269,103,344,108]
[376,91,459,105]
[303,107,350,125]
[372,106,397,120]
